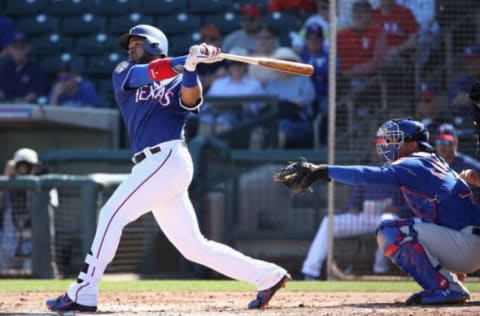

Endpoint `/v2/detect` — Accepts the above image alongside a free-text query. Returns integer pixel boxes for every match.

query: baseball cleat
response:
[406,288,470,305]
[248,273,291,309]
[46,293,97,312]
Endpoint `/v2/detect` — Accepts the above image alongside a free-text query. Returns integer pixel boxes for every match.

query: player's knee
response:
[376,218,417,257]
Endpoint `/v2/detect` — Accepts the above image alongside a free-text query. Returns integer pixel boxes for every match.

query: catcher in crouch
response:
[274,118,480,305]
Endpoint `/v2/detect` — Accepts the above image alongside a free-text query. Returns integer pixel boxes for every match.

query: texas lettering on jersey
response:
[135,81,175,106]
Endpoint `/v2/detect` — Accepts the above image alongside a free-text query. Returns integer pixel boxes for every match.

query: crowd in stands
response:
[0,0,480,151]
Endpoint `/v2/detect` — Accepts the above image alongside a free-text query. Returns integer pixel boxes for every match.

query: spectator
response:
[433,123,480,173]
[299,23,329,118]
[415,81,448,138]
[337,1,387,81]
[372,0,419,58]
[0,15,15,59]
[48,63,100,108]
[301,140,406,279]
[196,24,227,93]
[264,47,315,148]
[0,32,47,104]
[336,0,387,126]
[222,4,263,54]
[268,0,317,14]
[200,47,265,145]
[448,44,480,131]
[248,23,280,87]
[300,0,350,51]
[372,0,419,106]
[268,0,317,27]
[0,148,55,271]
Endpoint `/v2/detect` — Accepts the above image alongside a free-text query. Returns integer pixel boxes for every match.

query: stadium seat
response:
[40,53,86,76]
[95,0,138,17]
[187,0,232,15]
[61,13,107,36]
[74,33,119,56]
[203,12,240,36]
[47,0,95,17]
[85,53,122,77]
[29,33,74,56]
[107,13,155,36]
[15,14,60,37]
[137,0,186,16]
[264,12,300,34]
[156,13,201,36]
[170,32,202,56]
[4,0,48,17]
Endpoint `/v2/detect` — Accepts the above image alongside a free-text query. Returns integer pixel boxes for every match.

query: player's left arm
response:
[180,43,223,109]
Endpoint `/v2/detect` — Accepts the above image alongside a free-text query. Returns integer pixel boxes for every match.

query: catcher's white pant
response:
[67,140,286,306]
[302,206,396,278]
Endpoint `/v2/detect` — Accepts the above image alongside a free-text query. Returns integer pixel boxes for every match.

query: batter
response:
[46,24,289,313]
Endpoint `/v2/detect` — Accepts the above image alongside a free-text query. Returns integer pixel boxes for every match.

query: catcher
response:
[274,117,480,305]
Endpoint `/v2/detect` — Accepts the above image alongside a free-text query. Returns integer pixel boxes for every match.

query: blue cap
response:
[306,23,324,37]
[435,123,457,142]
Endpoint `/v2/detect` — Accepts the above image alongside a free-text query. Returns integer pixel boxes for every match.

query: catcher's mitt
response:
[273,157,330,194]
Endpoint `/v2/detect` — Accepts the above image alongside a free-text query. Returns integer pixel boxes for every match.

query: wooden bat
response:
[220,53,314,77]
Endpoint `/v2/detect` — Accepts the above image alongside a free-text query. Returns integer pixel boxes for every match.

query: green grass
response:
[0,279,479,293]
[0,279,459,293]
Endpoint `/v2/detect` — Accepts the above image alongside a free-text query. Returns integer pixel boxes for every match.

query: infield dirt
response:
[2,291,480,315]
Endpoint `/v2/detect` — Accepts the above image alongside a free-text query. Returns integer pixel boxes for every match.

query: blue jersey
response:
[112,60,195,152]
[329,152,480,230]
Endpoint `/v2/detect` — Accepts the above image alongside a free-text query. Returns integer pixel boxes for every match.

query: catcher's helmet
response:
[376,118,432,162]
[119,24,168,56]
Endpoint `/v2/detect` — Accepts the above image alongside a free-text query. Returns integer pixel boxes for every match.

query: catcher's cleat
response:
[248,274,291,309]
[406,288,470,305]
[46,293,97,312]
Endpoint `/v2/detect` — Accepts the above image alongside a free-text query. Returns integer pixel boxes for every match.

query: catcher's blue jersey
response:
[329,152,480,230]
[112,60,194,152]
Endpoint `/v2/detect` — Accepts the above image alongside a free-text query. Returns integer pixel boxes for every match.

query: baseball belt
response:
[472,227,480,237]
[132,145,161,164]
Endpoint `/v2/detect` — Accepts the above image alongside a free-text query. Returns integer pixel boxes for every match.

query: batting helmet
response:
[376,118,432,162]
[119,24,168,56]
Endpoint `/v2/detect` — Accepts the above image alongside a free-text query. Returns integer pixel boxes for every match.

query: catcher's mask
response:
[376,118,432,162]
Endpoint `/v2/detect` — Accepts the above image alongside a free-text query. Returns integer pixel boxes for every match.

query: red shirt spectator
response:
[337,1,386,76]
[372,0,419,49]
[268,0,317,13]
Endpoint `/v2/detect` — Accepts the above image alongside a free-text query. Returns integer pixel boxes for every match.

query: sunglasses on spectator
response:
[434,139,453,145]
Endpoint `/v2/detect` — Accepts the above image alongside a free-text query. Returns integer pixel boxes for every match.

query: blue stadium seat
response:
[85,52,122,76]
[95,0,138,17]
[264,12,300,34]
[61,13,107,36]
[15,14,60,36]
[47,0,95,17]
[107,13,155,36]
[203,12,240,36]
[40,52,86,76]
[5,0,48,17]
[74,33,119,56]
[156,13,201,36]
[170,32,202,57]
[29,33,74,56]
[187,0,232,15]
[137,0,186,16]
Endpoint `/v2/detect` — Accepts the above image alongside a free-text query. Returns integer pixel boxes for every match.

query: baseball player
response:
[275,118,480,305]
[46,24,289,313]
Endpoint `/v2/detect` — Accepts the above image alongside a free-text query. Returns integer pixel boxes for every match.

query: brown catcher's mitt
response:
[273,157,330,194]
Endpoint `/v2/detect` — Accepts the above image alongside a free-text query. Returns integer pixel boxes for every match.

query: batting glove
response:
[184,43,223,72]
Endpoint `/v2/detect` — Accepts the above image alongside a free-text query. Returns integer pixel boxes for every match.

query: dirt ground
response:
[2,292,480,316]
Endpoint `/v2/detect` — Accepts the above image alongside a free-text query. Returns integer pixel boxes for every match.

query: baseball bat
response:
[219,53,314,77]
